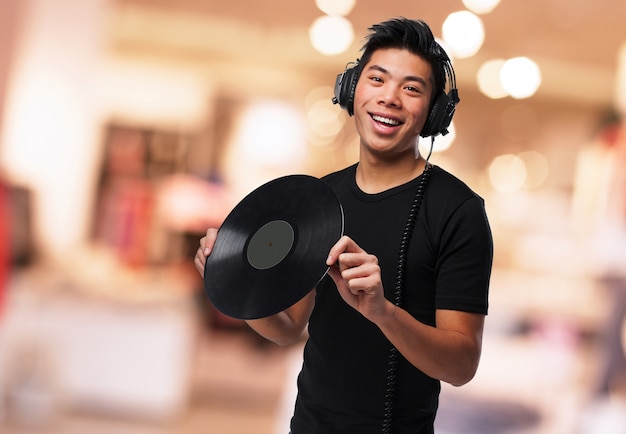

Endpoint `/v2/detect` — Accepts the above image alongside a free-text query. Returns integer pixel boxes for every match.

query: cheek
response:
[414,102,431,130]
[352,82,366,108]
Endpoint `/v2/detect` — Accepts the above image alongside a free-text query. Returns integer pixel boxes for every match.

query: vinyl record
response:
[204,175,344,320]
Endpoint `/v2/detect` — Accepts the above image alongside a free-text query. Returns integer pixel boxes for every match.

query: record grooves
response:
[204,175,344,320]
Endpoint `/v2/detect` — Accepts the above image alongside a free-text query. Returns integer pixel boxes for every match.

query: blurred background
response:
[0,0,626,433]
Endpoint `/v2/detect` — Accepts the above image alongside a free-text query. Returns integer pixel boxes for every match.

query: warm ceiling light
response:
[462,0,501,14]
[500,57,542,99]
[309,15,354,56]
[442,11,485,59]
[236,101,306,168]
[315,0,356,16]
[477,59,508,99]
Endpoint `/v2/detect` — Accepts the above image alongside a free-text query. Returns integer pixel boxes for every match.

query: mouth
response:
[370,113,402,127]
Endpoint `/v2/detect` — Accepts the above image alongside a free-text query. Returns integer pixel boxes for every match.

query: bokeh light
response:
[236,100,306,167]
[477,59,508,99]
[462,0,501,14]
[518,150,549,189]
[314,0,355,16]
[442,11,485,58]
[309,15,354,56]
[488,153,527,192]
[500,57,542,99]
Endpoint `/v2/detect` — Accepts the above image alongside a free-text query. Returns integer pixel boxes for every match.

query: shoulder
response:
[425,166,489,228]
[320,164,358,200]
[321,163,357,187]
[428,165,484,206]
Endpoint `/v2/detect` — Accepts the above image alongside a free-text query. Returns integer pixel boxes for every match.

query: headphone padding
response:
[420,91,456,137]
[333,64,360,116]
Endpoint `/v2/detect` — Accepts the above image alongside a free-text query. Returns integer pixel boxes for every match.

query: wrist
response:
[370,299,397,328]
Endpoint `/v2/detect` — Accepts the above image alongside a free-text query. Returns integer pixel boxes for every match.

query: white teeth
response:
[372,115,400,126]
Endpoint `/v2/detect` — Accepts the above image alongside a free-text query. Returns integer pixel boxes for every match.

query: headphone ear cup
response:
[420,91,457,137]
[333,64,359,116]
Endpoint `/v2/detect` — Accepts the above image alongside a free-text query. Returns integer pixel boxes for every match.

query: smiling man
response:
[195,17,493,434]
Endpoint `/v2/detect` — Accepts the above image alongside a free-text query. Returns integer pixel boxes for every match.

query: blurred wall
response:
[0,0,619,265]
[0,0,112,261]
[0,0,21,148]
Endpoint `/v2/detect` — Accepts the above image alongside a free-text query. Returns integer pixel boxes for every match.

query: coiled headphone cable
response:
[381,162,433,434]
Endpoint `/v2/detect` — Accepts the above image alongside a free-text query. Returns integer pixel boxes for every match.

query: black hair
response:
[357,17,451,104]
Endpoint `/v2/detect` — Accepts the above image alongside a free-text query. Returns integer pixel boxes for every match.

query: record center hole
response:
[246,220,295,270]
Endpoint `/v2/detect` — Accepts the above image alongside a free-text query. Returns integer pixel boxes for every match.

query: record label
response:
[246,219,295,270]
[203,174,344,320]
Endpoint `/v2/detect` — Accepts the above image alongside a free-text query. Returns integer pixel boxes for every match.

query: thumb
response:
[326,263,347,290]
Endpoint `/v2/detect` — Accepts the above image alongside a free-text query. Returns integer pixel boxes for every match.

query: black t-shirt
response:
[291,164,493,434]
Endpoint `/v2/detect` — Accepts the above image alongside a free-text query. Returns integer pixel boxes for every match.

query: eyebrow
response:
[366,64,429,88]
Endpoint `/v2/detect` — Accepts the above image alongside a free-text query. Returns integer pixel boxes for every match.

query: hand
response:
[194,228,218,277]
[326,236,389,321]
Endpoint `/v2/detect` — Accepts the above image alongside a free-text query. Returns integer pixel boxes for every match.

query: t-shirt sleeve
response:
[435,196,493,314]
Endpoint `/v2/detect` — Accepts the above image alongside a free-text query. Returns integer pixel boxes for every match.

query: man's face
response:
[353,48,434,159]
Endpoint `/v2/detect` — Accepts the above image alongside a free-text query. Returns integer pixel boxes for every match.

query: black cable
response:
[381,162,433,434]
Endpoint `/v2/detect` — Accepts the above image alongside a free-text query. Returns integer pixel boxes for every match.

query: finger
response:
[326,236,365,265]
[336,252,378,273]
[340,260,379,282]
[326,262,342,282]
[346,277,378,294]
[194,248,206,276]
[201,228,219,256]
[196,228,219,277]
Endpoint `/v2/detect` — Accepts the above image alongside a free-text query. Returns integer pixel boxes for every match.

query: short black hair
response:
[357,17,451,102]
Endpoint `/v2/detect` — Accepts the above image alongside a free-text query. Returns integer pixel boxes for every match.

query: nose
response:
[378,85,401,108]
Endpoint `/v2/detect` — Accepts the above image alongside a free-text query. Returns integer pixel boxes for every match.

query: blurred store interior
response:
[1,0,626,433]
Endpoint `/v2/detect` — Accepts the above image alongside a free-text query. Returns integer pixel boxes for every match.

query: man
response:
[195,17,493,434]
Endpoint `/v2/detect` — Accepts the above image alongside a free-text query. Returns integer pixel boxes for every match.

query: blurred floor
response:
[0,326,294,434]
[1,268,626,434]
[3,320,626,434]
[2,322,626,434]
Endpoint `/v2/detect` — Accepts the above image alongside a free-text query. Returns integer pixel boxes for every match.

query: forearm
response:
[374,303,484,386]
[245,290,315,346]
[246,313,304,346]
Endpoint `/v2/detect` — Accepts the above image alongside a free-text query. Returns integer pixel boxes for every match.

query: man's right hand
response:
[194,228,218,277]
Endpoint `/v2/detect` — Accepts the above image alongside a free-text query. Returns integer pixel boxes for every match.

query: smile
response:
[371,114,401,126]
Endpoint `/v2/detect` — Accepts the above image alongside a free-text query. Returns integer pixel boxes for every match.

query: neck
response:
[356,154,427,194]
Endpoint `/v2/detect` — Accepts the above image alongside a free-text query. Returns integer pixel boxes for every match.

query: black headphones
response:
[331,57,460,138]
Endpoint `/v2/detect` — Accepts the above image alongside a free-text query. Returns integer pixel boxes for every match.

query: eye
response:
[404,84,423,94]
